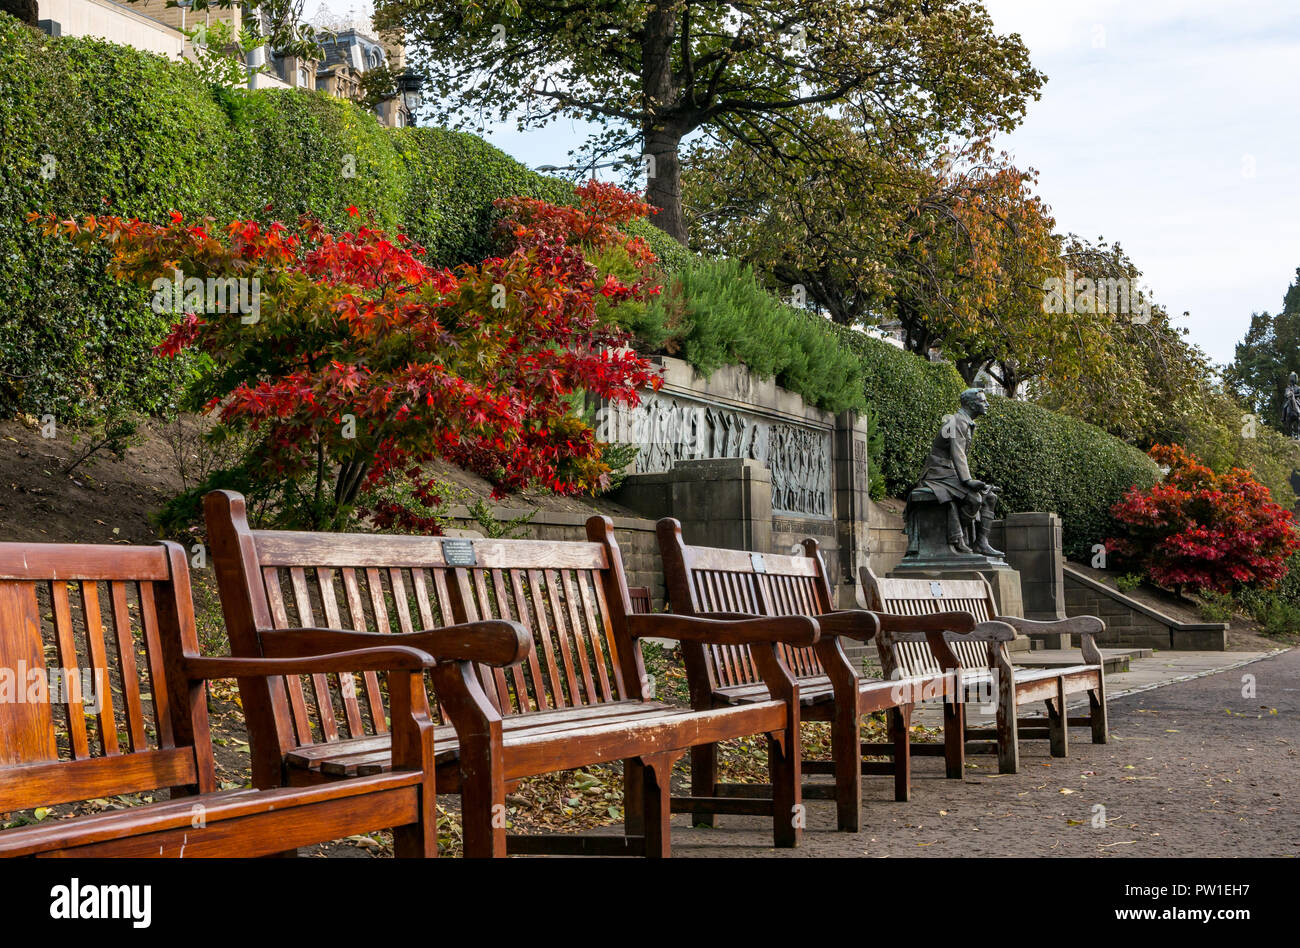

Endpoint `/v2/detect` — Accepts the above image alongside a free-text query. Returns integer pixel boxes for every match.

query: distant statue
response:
[905,388,1004,558]
[1283,372,1300,439]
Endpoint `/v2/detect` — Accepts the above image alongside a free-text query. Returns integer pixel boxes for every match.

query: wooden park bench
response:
[861,566,1108,774]
[656,519,962,833]
[0,540,441,857]
[205,490,819,857]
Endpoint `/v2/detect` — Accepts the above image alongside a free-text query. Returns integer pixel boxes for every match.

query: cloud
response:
[984,0,1300,364]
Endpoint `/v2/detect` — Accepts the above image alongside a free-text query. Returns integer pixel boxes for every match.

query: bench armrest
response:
[183,645,437,680]
[877,617,1017,672]
[259,621,533,668]
[627,612,819,647]
[812,609,881,642]
[875,611,977,635]
[994,614,1105,665]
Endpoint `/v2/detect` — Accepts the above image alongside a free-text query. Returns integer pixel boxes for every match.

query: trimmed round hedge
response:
[0,19,230,420]
[833,327,966,494]
[218,86,407,231]
[833,329,1160,559]
[970,399,1161,560]
[391,127,572,268]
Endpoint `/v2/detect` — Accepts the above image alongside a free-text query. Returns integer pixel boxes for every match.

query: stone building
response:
[272,25,418,128]
[31,1,420,125]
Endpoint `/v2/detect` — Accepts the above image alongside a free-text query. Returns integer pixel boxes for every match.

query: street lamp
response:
[395,71,424,127]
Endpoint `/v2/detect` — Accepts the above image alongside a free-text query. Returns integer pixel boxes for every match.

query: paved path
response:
[673,648,1298,857]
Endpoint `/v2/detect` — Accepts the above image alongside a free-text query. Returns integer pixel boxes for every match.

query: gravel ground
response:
[671,649,1299,858]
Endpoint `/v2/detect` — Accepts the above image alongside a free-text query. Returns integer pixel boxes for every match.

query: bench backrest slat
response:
[657,520,834,687]
[205,492,644,769]
[0,541,208,814]
[862,567,999,676]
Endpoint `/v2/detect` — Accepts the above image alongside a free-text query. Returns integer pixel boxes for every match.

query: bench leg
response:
[996,675,1019,775]
[639,752,681,858]
[768,728,801,849]
[623,759,645,837]
[1047,677,1069,757]
[888,705,912,802]
[460,735,508,858]
[688,742,718,828]
[832,700,862,831]
[1090,676,1109,744]
[393,780,438,858]
[943,698,966,779]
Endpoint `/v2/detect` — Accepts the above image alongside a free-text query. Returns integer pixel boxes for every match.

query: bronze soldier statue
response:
[1282,371,1300,439]
[907,388,1003,557]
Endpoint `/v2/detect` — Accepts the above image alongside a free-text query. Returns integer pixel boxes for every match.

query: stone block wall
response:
[867,499,908,580]
[990,512,1066,620]
[1063,566,1227,650]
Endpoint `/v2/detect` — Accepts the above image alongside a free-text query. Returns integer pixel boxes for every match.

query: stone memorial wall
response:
[603,355,871,607]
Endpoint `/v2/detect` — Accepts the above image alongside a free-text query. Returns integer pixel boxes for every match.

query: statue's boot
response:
[974,520,1004,558]
[946,506,973,554]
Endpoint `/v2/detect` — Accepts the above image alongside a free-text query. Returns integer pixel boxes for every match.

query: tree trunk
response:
[644,128,686,243]
[641,4,686,244]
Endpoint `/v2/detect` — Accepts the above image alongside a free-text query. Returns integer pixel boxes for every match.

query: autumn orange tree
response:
[687,124,1108,394]
[31,186,662,531]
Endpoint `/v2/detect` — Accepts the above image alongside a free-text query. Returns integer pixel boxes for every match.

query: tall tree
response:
[1,0,38,26]
[1224,270,1300,428]
[373,0,1044,242]
[1033,236,1209,444]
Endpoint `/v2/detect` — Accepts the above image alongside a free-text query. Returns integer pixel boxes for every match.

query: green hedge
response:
[832,329,1160,559]
[643,258,865,413]
[391,127,571,268]
[833,327,966,493]
[0,19,231,420]
[0,15,581,421]
[218,87,406,231]
[970,399,1162,560]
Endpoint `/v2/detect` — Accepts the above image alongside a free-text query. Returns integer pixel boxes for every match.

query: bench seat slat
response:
[295,700,787,782]
[0,769,423,857]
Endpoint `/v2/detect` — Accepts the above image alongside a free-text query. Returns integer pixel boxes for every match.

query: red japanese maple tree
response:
[1106,444,1300,594]
[32,191,662,531]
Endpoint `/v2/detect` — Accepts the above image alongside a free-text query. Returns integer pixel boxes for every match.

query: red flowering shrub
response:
[1106,444,1300,593]
[31,190,662,531]
[495,181,671,346]
[496,179,659,271]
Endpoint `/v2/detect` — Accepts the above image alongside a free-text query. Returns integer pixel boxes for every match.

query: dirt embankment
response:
[0,415,644,545]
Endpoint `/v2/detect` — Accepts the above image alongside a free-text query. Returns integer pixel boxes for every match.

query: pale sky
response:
[344,0,1300,367]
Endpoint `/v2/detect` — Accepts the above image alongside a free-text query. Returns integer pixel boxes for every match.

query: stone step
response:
[1012,647,1147,674]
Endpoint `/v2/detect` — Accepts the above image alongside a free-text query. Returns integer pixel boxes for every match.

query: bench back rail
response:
[206,491,646,781]
[0,541,212,815]
[657,519,835,689]
[861,568,1000,676]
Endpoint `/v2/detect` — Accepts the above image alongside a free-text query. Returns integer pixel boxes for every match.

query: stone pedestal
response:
[831,410,873,609]
[989,512,1066,621]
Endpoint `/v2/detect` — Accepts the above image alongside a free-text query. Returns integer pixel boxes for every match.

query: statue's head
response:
[1291,371,1298,386]
[959,388,989,417]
